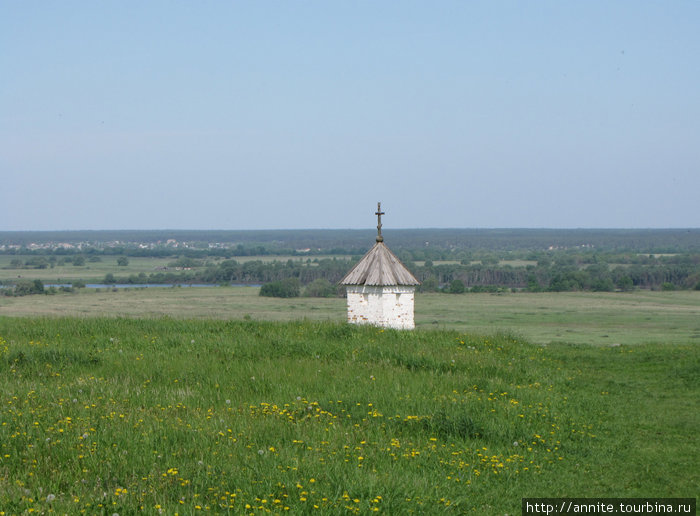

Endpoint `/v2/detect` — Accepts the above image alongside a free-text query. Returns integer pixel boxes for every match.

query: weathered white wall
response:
[345,285,415,330]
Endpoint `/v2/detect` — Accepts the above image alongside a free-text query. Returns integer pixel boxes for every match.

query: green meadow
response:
[1,290,698,513]
[1,318,698,514]
[2,287,699,346]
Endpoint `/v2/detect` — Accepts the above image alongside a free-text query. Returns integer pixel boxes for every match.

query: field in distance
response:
[0,255,346,284]
[2,287,699,346]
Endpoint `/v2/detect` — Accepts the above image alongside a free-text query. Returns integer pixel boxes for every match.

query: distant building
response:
[339,203,420,330]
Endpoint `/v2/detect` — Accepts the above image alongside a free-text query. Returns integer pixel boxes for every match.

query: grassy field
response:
[0,256,174,284]
[0,255,350,285]
[2,288,699,347]
[0,317,697,514]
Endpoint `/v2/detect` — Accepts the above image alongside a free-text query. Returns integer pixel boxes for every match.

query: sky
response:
[2,1,699,231]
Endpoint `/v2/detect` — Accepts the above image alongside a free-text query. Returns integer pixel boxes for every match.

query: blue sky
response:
[2,1,699,230]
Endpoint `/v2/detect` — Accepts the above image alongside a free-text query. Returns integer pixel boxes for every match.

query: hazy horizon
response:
[2,226,699,235]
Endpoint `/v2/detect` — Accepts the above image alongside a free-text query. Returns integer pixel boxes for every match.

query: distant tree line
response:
[94,258,355,287]
[415,260,700,292]
[82,253,700,293]
[2,279,86,297]
[259,278,338,298]
[4,257,700,296]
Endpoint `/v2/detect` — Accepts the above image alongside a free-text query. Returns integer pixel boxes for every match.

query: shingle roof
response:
[340,241,420,286]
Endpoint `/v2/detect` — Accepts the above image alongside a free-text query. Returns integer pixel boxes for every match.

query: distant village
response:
[0,239,317,254]
[3,239,221,252]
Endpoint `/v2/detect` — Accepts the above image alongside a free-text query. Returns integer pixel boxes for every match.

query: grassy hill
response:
[1,318,698,514]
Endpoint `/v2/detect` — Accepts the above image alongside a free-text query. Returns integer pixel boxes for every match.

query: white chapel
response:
[340,203,420,330]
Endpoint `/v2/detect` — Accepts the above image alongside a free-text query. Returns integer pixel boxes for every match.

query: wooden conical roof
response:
[340,241,420,286]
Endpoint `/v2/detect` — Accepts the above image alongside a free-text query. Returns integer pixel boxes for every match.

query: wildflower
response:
[46,494,56,502]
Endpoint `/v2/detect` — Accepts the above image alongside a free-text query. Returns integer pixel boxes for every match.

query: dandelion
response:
[258,449,265,455]
[46,494,56,502]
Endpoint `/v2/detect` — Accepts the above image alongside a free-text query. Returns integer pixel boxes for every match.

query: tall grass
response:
[0,317,697,514]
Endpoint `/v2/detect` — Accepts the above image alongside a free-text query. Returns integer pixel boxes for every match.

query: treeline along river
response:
[104,255,700,292]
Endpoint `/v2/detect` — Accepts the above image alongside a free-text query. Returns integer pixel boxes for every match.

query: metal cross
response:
[375,202,385,242]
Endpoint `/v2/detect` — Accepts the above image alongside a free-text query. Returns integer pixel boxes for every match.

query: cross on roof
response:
[375,202,385,242]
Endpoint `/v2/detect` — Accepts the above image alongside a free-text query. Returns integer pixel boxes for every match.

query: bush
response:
[13,279,45,296]
[260,278,300,298]
[25,257,49,269]
[168,257,202,268]
[447,279,465,294]
[303,279,336,298]
[419,276,439,293]
[617,276,634,292]
[469,285,500,293]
